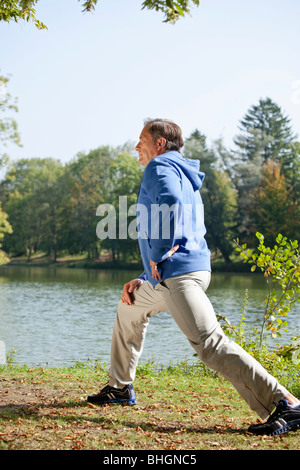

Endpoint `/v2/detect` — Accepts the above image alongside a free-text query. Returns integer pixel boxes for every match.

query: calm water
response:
[0,266,299,367]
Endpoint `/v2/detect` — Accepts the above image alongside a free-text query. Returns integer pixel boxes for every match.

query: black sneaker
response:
[87,384,137,406]
[248,399,300,436]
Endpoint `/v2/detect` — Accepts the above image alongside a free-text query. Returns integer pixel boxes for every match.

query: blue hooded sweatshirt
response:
[136,151,211,287]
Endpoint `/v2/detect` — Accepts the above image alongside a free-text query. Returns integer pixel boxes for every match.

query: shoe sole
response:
[270,419,300,436]
[105,398,137,406]
[88,397,137,406]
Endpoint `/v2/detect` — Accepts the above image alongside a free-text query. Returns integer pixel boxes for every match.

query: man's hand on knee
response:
[121,279,144,305]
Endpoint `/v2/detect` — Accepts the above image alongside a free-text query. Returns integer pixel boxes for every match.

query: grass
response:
[0,360,299,451]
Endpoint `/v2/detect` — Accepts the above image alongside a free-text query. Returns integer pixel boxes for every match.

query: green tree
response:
[142,0,200,23]
[251,160,299,245]
[0,73,20,264]
[0,146,144,264]
[0,158,65,260]
[0,0,200,28]
[0,202,12,264]
[0,0,46,29]
[232,98,298,244]
[61,146,115,258]
[33,159,66,261]
[285,141,300,200]
[234,97,296,165]
[100,152,143,263]
[0,73,21,167]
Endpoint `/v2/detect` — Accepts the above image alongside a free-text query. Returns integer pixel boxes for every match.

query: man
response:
[88,119,300,436]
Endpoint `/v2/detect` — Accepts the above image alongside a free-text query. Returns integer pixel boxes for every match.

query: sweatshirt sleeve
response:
[137,271,147,282]
[143,159,182,264]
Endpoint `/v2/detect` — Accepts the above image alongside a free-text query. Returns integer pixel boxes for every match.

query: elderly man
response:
[88,118,300,436]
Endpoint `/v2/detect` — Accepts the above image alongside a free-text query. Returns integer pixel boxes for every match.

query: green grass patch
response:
[0,359,299,450]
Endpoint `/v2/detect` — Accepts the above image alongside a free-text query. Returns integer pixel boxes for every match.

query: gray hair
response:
[144,118,184,152]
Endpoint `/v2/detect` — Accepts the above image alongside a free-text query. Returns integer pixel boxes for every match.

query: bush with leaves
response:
[234,232,300,347]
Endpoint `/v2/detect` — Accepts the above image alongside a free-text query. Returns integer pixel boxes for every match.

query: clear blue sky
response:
[1,0,300,163]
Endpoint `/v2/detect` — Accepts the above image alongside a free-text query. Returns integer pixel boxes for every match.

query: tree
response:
[0,158,65,260]
[251,160,299,245]
[0,202,12,264]
[100,152,143,262]
[0,0,200,28]
[0,73,21,167]
[234,97,296,166]
[0,73,20,264]
[232,98,298,243]
[142,0,200,23]
[284,141,300,197]
[33,159,66,261]
[0,146,144,263]
[61,146,115,258]
[0,0,46,29]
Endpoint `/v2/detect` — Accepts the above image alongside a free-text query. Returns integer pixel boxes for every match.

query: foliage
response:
[0,158,65,260]
[0,202,12,265]
[0,73,21,165]
[251,160,299,245]
[0,73,18,264]
[0,0,47,29]
[217,289,300,371]
[100,152,143,262]
[234,97,296,165]
[275,337,300,365]
[235,232,300,346]
[0,0,200,29]
[62,147,115,258]
[142,0,200,23]
[228,97,299,244]
[0,147,142,262]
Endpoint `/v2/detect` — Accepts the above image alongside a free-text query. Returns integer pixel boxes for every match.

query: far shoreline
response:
[1,255,251,273]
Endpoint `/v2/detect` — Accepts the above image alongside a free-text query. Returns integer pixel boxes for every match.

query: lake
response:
[0,266,299,367]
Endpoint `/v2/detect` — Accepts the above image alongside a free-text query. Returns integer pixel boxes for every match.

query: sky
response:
[1,0,300,164]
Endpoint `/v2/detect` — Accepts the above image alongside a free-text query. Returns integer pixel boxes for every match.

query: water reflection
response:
[0,266,299,367]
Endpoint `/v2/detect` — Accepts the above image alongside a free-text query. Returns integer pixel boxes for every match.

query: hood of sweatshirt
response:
[154,151,205,191]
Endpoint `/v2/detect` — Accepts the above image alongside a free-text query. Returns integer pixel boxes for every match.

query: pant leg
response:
[158,271,288,419]
[109,281,167,388]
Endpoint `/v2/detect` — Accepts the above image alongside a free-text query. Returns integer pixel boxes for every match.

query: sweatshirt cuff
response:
[138,271,147,281]
[150,247,171,264]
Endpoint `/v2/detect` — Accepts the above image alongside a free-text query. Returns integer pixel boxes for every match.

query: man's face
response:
[135,126,164,166]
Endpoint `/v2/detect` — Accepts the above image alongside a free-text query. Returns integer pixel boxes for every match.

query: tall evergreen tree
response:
[232,98,298,243]
[234,97,296,166]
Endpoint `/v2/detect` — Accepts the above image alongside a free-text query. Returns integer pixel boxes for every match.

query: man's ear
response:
[157,137,167,150]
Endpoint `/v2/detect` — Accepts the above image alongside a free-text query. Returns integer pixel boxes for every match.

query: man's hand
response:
[150,244,179,281]
[121,278,144,305]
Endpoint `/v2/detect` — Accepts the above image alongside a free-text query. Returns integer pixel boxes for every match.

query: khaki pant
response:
[109,271,287,418]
